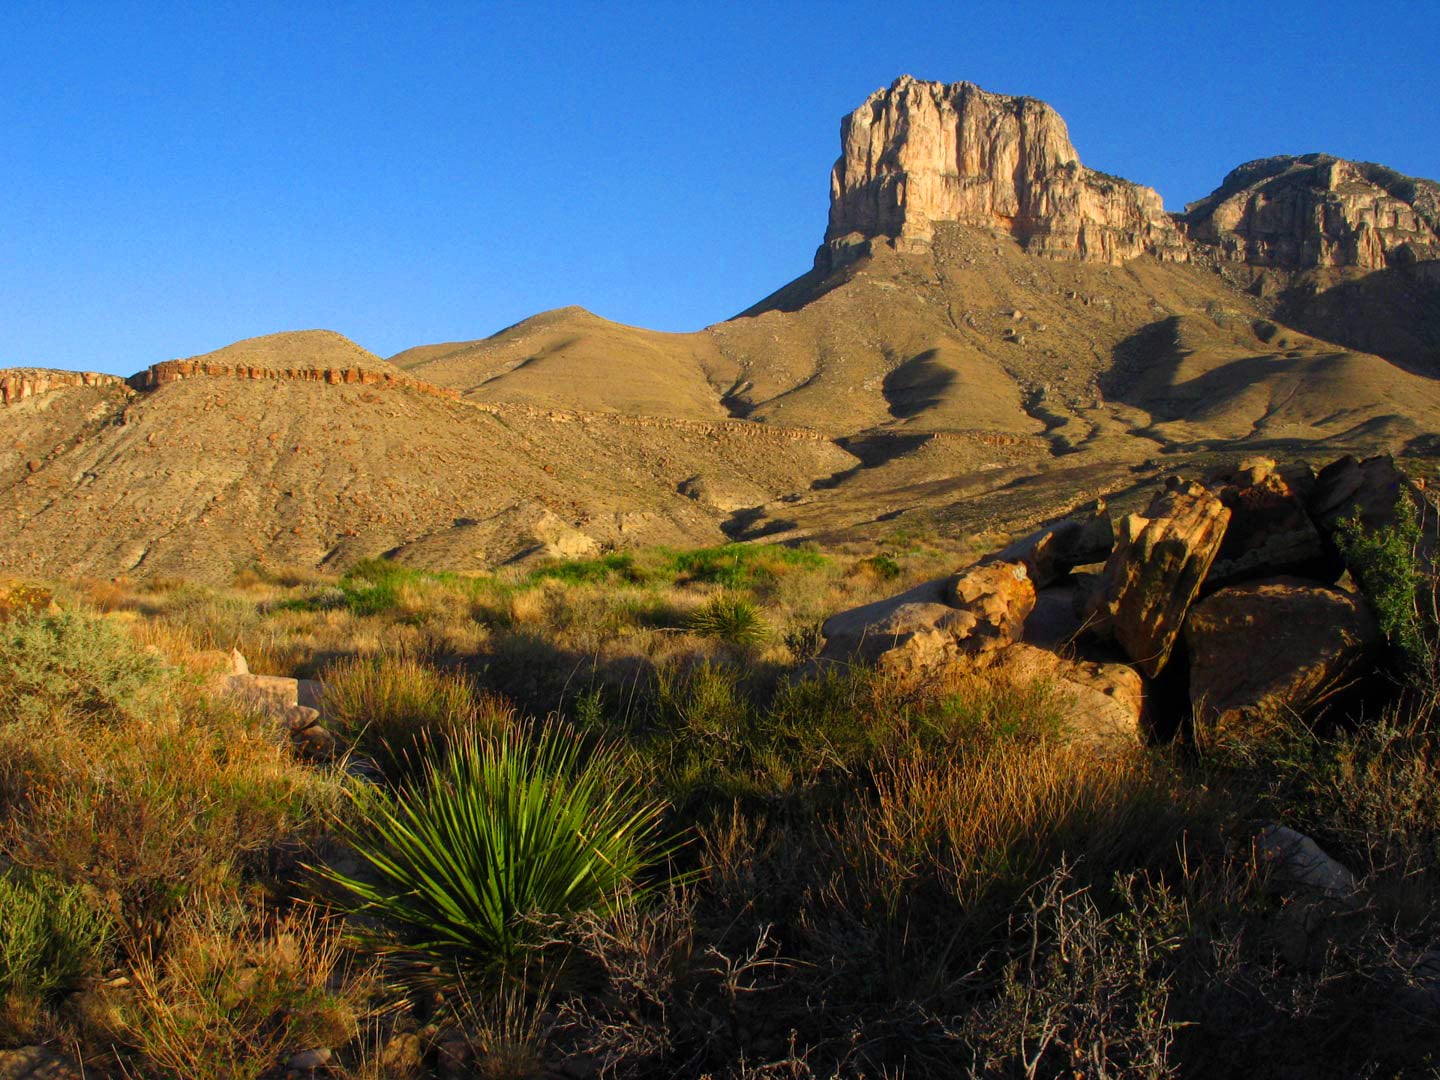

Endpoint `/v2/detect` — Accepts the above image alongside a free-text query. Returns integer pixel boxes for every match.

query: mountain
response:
[3,77,1438,580]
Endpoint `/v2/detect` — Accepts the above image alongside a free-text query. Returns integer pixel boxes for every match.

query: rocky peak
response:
[820,75,1188,269]
[1182,153,1440,271]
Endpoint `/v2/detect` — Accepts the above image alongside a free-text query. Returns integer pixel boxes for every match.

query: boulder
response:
[1024,586,1086,650]
[222,673,300,717]
[942,561,1036,655]
[989,643,1145,750]
[819,562,1034,674]
[1089,481,1231,677]
[1185,577,1381,739]
[1257,824,1358,901]
[1308,454,1406,537]
[678,473,769,513]
[984,501,1113,588]
[1206,468,1327,587]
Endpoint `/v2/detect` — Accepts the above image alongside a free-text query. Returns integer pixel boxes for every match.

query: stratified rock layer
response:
[821,76,1187,268]
[0,369,128,406]
[1183,154,1440,270]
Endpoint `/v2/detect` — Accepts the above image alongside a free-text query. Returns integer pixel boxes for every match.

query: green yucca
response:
[320,724,677,973]
[687,593,769,648]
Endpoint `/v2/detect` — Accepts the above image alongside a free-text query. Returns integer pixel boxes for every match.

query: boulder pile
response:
[820,454,1437,747]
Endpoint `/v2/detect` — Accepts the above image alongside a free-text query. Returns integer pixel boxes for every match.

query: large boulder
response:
[1206,467,1327,588]
[819,561,1035,674]
[1308,454,1406,538]
[1088,481,1231,677]
[1185,577,1381,740]
[983,501,1113,589]
[989,643,1145,750]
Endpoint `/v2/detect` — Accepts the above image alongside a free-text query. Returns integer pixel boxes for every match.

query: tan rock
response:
[819,561,1033,674]
[1183,155,1440,271]
[990,643,1145,750]
[223,673,300,718]
[1089,481,1230,677]
[821,76,1188,269]
[1185,577,1381,740]
[942,560,1036,654]
[293,724,339,762]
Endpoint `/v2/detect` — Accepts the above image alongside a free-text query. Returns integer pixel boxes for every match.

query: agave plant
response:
[321,723,677,974]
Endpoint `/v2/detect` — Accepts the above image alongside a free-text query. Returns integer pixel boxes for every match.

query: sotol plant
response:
[320,723,679,977]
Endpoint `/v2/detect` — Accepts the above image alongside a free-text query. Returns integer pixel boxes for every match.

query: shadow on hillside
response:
[883,349,959,420]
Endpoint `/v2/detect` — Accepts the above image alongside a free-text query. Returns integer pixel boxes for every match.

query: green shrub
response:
[321,723,679,977]
[686,594,769,648]
[667,543,826,591]
[334,558,474,617]
[1336,498,1431,672]
[0,610,165,728]
[321,655,498,778]
[524,552,650,587]
[0,869,113,1026]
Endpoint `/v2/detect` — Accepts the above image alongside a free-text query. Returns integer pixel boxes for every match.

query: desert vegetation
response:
[2,512,1439,1078]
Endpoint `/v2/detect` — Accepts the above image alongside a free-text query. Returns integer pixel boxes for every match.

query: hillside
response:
[2,76,1438,581]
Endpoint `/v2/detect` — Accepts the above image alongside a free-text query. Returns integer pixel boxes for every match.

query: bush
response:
[109,903,370,1080]
[686,594,769,648]
[321,723,679,979]
[1336,497,1433,674]
[0,869,113,1040]
[0,610,166,728]
[321,655,500,778]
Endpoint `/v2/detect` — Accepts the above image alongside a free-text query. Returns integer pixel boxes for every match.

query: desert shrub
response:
[960,863,1183,1078]
[1336,497,1433,674]
[0,609,165,728]
[321,654,503,778]
[686,593,769,648]
[322,723,680,980]
[0,869,114,1041]
[331,558,478,618]
[108,903,371,1080]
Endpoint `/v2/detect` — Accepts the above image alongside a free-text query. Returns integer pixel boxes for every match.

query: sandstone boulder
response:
[678,473,769,513]
[989,643,1145,750]
[984,501,1113,589]
[1308,454,1406,537]
[942,560,1036,654]
[1089,481,1231,677]
[1206,468,1327,587]
[819,561,1034,674]
[222,673,300,717]
[1185,577,1381,740]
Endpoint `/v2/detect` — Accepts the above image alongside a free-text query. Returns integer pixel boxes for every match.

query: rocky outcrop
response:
[1185,577,1380,739]
[1088,481,1231,678]
[128,359,459,400]
[0,368,128,406]
[1183,154,1440,271]
[984,501,1113,589]
[821,76,1188,269]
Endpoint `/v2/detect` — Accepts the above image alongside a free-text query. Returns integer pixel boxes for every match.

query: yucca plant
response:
[687,593,769,648]
[319,723,679,977]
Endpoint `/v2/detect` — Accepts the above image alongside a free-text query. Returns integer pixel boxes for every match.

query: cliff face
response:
[128,359,459,400]
[1182,154,1440,271]
[0,369,128,406]
[821,76,1188,269]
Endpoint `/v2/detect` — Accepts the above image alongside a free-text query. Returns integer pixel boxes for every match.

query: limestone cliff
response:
[820,76,1187,269]
[1182,154,1440,270]
[0,369,128,406]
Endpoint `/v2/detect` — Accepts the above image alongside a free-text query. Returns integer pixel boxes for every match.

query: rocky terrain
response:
[2,76,1438,581]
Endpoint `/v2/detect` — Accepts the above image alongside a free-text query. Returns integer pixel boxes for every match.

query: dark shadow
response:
[882,348,960,420]
[1274,265,1440,378]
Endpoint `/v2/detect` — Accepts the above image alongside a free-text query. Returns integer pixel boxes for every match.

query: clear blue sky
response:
[3,1,1437,376]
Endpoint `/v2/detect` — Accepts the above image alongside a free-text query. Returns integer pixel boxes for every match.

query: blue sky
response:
[3,1,1437,376]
